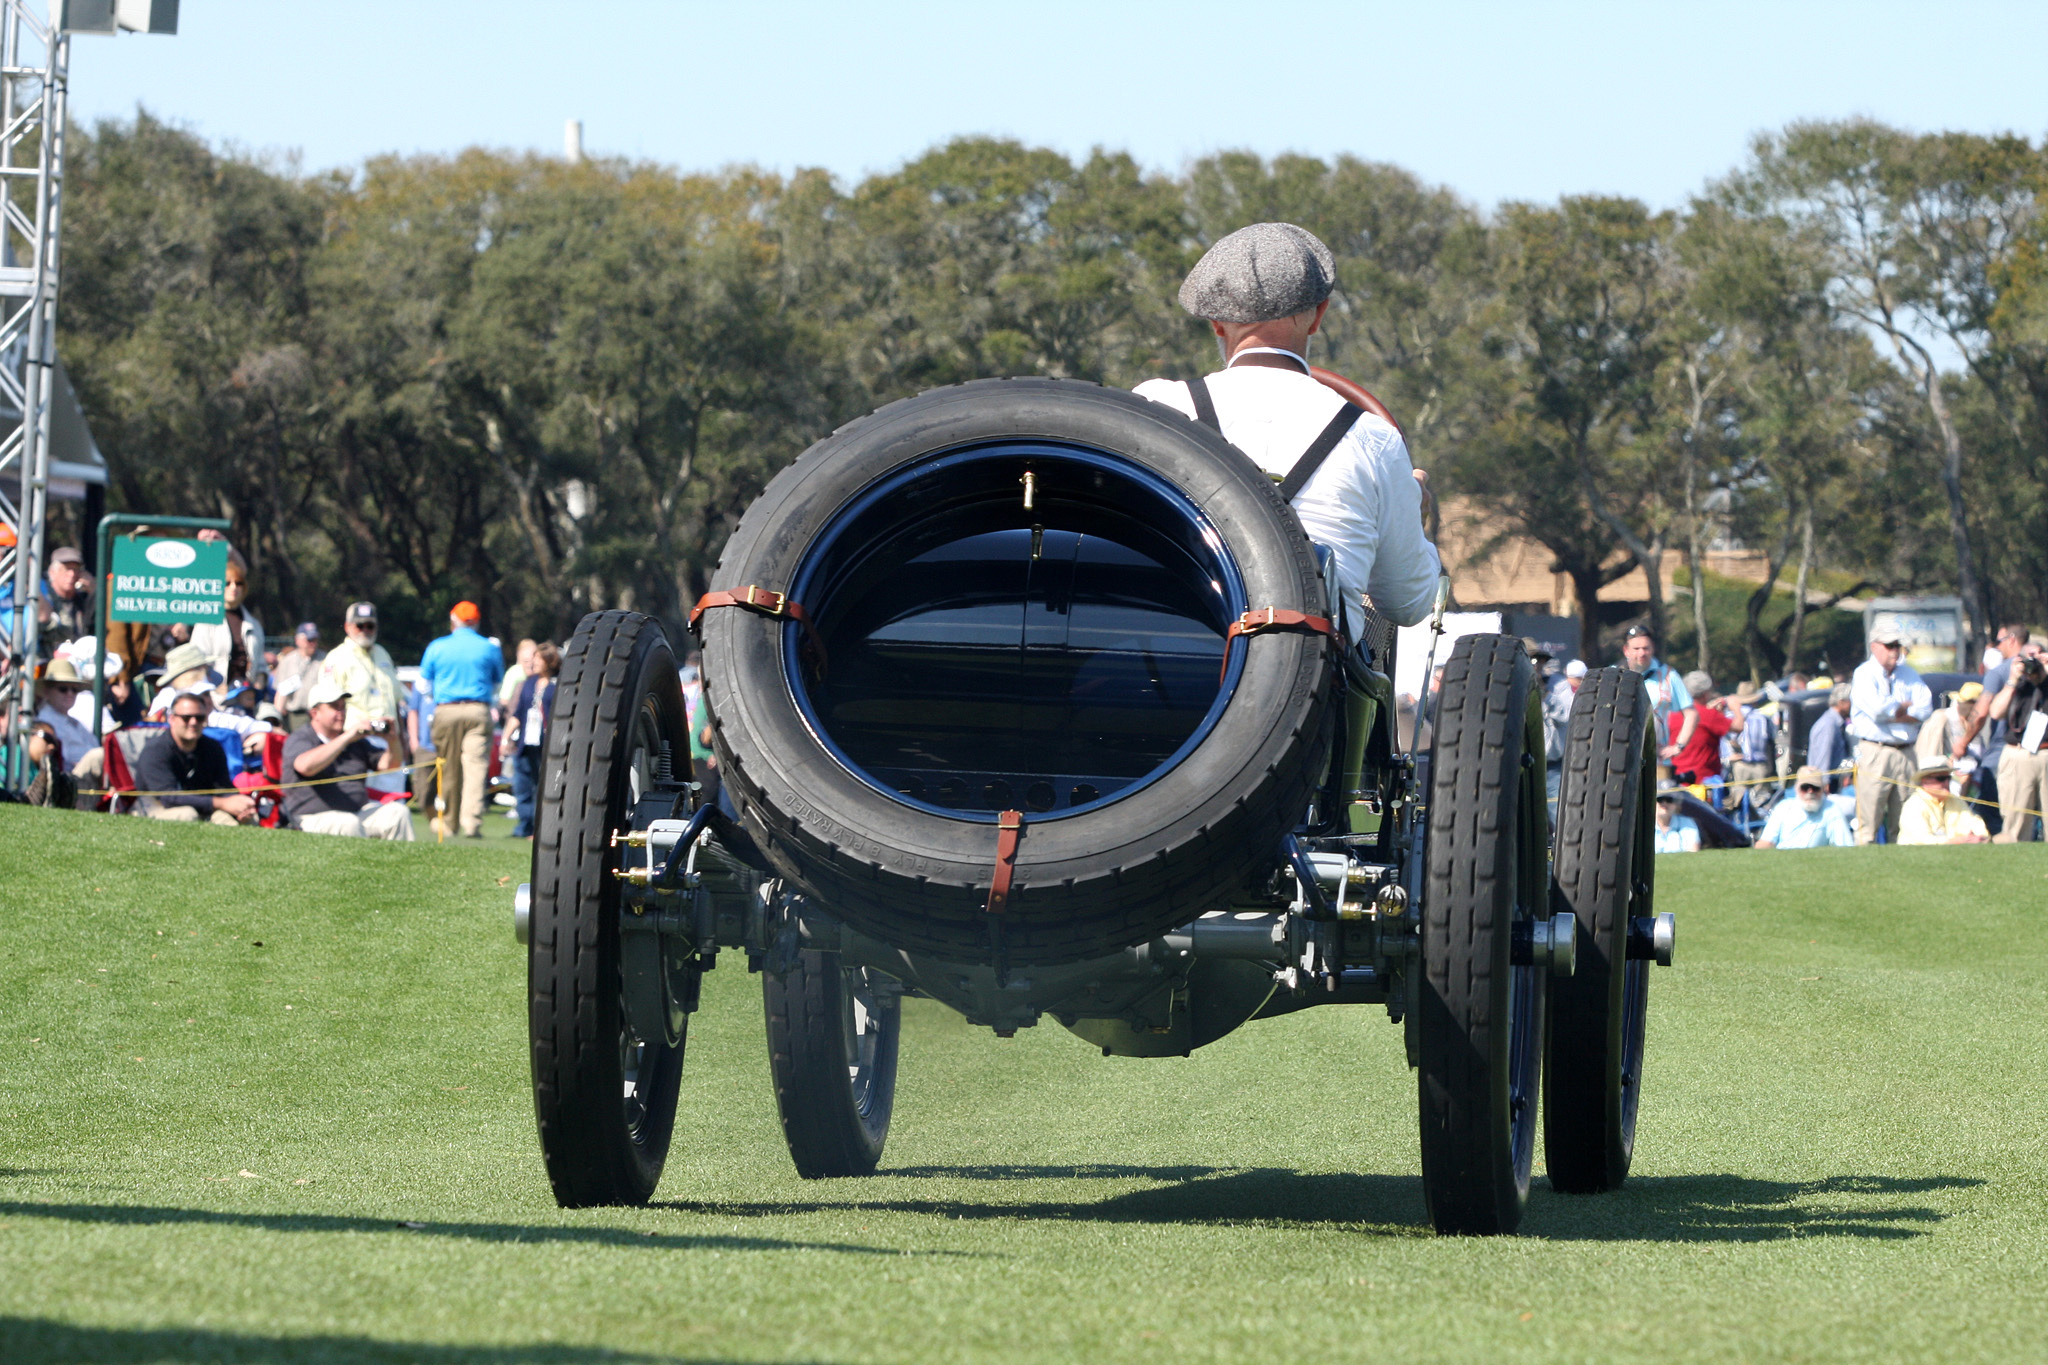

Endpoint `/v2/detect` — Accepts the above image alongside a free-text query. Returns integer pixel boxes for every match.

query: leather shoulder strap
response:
[1185,376,1221,434]
[1278,403,1363,502]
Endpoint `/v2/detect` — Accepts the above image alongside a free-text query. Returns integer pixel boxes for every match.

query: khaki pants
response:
[150,803,242,828]
[1854,740,1915,845]
[298,802,416,841]
[431,701,492,836]
[1995,744,2048,843]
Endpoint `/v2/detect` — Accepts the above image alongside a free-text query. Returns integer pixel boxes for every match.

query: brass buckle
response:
[742,586,788,617]
[1240,607,1279,633]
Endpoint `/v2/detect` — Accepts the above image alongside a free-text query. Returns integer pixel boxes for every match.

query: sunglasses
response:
[170,711,208,722]
[1796,784,1825,794]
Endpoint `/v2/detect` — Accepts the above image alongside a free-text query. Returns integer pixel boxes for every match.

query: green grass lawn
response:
[3,806,2046,1363]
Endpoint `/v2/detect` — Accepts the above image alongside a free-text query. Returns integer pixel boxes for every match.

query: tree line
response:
[54,114,2048,673]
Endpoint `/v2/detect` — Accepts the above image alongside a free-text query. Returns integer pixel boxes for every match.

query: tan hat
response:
[304,676,351,709]
[1730,679,1764,704]
[160,641,212,684]
[1956,681,1984,703]
[37,658,83,687]
[1916,758,1954,781]
[1792,765,1829,789]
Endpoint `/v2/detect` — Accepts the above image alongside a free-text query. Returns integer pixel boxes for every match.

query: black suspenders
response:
[1186,375,1222,433]
[1184,376,1362,501]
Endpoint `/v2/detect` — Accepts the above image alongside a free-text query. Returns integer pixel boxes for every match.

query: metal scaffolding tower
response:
[0,0,71,787]
[0,0,173,786]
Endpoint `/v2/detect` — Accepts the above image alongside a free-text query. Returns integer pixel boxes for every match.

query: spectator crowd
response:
[4,537,564,842]
[8,533,2045,860]
[1605,622,2043,854]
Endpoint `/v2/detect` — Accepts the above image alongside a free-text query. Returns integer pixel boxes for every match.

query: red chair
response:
[98,726,164,814]
[236,730,288,827]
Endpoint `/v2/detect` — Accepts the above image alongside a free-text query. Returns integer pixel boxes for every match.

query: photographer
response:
[281,678,414,840]
[1988,641,2048,842]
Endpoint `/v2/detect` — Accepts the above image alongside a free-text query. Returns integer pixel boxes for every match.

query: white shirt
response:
[1133,365,1442,627]
[1848,657,1932,746]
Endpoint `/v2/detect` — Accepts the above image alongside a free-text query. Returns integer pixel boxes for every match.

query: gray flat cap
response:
[1178,222,1337,323]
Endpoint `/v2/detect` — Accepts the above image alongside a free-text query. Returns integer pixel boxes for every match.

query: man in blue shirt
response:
[417,600,504,838]
[1622,625,1692,758]
[1804,684,1852,792]
[1754,766,1856,849]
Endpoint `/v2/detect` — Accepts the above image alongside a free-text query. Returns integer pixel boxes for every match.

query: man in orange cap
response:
[417,598,504,838]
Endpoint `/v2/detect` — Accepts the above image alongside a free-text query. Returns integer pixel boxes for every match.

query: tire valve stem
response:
[1030,523,1044,559]
[1021,469,1036,511]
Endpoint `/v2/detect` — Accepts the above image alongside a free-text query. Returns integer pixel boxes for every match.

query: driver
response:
[1134,222,1442,631]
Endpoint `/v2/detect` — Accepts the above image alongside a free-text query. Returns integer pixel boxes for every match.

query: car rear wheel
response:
[1417,634,1548,1236]
[1544,666,1657,1192]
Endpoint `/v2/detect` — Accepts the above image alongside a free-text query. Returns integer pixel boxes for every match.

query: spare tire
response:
[699,378,1335,966]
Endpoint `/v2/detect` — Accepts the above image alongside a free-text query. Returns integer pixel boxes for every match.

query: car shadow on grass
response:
[0,1200,923,1257]
[1525,1173,1985,1242]
[0,1316,787,1365]
[882,1163,1228,1182]
[665,1168,1431,1230]
[668,1169,1982,1243]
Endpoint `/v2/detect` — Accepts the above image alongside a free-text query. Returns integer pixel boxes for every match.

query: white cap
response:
[305,676,352,709]
[1564,659,1588,678]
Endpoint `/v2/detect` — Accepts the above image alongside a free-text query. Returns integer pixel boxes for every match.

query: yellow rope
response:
[83,756,444,800]
[1685,759,2048,823]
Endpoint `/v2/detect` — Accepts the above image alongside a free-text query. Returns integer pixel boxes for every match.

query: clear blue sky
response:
[63,1,2048,211]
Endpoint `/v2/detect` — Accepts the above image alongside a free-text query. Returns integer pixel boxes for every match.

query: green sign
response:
[108,536,229,624]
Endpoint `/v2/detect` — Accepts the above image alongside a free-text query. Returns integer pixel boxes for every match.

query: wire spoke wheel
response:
[765,946,902,1178]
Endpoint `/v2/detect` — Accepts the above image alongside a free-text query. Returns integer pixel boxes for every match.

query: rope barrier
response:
[1675,759,2048,824]
[81,756,445,801]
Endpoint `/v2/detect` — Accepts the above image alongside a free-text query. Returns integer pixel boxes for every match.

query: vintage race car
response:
[515,374,1673,1235]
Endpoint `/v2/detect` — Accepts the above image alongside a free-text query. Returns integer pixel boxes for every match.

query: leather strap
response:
[1277,403,1363,502]
[985,810,1025,914]
[1185,376,1221,434]
[689,586,827,675]
[1218,607,1338,682]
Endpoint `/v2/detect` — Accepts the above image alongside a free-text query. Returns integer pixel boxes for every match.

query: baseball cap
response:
[1623,624,1654,640]
[295,621,321,640]
[305,677,352,709]
[1682,669,1714,697]
[1871,629,1903,647]
[450,600,481,624]
[48,545,83,566]
[1564,659,1588,678]
[345,602,377,626]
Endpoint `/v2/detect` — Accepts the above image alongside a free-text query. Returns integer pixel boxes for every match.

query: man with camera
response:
[1987,640,2048,842]
[1848,631,1933,844]
[281,677,414,839]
